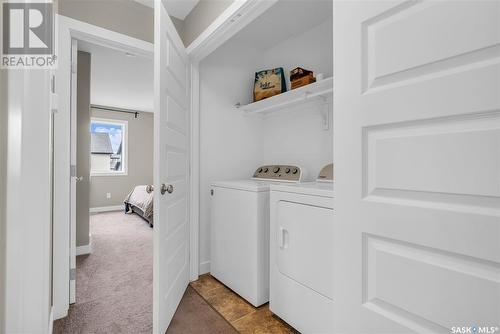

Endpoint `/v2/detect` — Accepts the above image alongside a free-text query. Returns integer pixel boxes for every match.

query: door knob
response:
[161,184,173,195]
[146,185,154,193]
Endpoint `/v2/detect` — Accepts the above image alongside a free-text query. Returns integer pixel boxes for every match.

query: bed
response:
[124,185,154,226]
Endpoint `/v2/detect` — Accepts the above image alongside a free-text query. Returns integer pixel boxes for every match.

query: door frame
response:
[69,38,77,305]
[53,15,199,320]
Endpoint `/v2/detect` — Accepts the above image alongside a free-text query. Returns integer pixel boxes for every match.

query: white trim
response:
[90,117,129,176]
[89,205,123,213]
[4,63,53,333]
[69,37,78,308]
[90,172,128,177]
[48,307,54,334]
[189,61,200,282]
[199,261,210,275]
[76,241,92,256]
[186,0,277,62]
[53,15,154,321]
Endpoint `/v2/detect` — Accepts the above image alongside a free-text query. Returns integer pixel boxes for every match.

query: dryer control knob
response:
[258,168,263,173]
[285,168,291,173]
[263,167,269,173]
[292,168,299,174]
[273,167,280,173]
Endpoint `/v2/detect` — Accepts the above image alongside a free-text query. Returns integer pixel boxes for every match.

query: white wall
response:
[78,41,154,112]
[256,19,333,97]
[259,19,333,178]
[261,103,333,180]
[199,42,264,272]
[198,16,333,272]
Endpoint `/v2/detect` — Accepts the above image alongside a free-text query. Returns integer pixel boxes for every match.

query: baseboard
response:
[89,205,123,213]
[76,238,92,256]
[199,261,210,275]
[53,306,68,321]
[48,306,54,334]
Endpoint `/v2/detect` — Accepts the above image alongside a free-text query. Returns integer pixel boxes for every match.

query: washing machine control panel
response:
[252,165,303,182]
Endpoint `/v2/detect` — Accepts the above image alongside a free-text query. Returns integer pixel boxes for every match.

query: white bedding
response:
[124,185,154,223]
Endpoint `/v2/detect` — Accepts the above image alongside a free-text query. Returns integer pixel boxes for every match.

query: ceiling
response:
[231,0,333,51]
[133,0,200,20]
[78,41,154,113]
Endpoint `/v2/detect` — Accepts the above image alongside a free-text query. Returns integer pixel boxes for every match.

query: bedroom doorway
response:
[53,35,155,332]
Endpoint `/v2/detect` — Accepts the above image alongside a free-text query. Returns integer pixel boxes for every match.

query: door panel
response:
[153,1,190,332]
[363,234,500,331]
[334,1,500,333]
[277,201,333,299]
[363,1,499,91]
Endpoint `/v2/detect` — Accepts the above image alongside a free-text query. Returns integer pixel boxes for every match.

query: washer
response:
[210,165,307,307]
[269,164,334,333]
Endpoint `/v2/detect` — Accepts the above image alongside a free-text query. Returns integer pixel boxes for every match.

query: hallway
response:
[54,211,153,333]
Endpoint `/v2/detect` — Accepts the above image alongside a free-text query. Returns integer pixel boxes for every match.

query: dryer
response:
[269,163,334,333]
[210,165,307,307]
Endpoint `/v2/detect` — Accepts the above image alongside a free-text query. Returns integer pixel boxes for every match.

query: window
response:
[90,118,127,176]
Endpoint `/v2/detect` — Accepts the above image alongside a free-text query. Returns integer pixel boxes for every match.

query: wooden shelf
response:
[236,77,333,115]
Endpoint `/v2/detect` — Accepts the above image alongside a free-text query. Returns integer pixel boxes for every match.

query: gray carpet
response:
[53,211,237,334]
[54,211,153,334]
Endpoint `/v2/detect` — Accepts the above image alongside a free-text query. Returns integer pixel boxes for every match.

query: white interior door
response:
[69,38,78,304]
[333,1,500,333]
[153,1,191,332]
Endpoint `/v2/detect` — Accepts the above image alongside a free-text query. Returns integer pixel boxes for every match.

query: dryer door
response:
[277,200,333,299]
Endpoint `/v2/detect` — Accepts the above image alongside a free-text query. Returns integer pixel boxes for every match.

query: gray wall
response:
[58,0,232,48]
[171,16,184,41]
[76,52,91,247]
[58,0,154,43]
[178,0,234,47]
[90,108,153,208]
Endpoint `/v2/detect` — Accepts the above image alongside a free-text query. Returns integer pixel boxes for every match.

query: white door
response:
[153,1,191,333]
[69,38,78,304]
[333,1,500,333]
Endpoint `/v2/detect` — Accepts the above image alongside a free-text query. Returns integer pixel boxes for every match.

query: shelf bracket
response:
[320,103,330,131]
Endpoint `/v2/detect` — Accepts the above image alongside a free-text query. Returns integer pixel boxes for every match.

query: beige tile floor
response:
[190,274,299,334]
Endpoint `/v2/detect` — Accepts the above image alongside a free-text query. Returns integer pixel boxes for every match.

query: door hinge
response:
[69,268,76,281]
[51,74,56,93]
[71,62,77,74]
[70,165,76,177]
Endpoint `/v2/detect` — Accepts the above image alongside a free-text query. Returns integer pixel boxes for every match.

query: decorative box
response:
[253,67,287,102]
[291,74,316,89]
[290,67,316,90]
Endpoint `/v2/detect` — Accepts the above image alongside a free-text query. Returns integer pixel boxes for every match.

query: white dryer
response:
[211,165,307,307]
[269,164,334,333]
